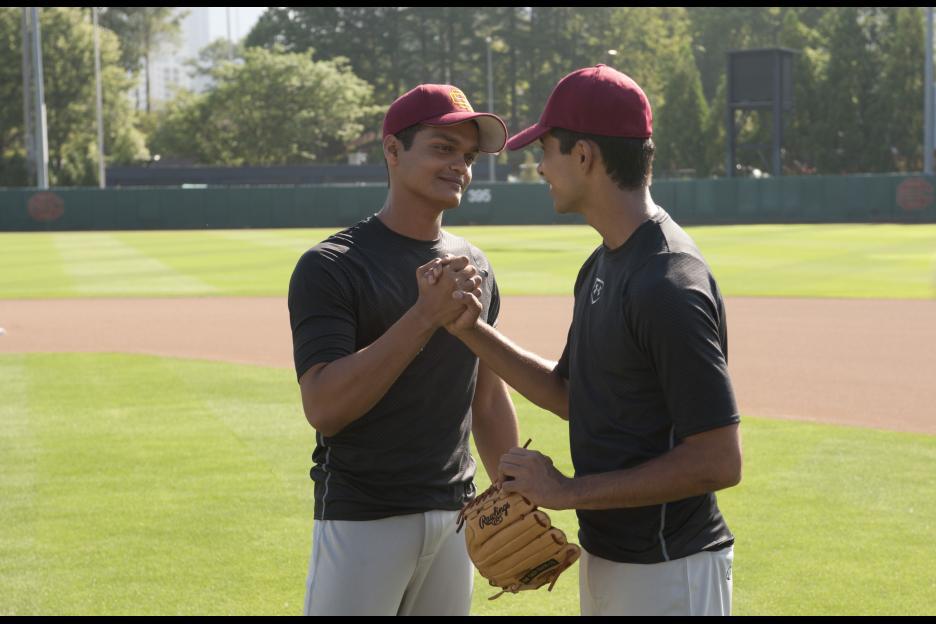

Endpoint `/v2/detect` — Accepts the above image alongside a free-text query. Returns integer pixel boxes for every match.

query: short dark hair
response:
[394,123,425,150]
[384,123,425,186]
[550,128,654,190]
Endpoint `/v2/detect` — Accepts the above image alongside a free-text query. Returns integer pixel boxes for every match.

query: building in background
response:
[137,7,265,108]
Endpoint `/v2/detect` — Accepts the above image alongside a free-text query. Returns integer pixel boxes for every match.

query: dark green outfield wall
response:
[3,174,935,231]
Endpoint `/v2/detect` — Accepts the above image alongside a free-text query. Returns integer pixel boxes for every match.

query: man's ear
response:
[575,139,595,173]
[384,134,401,166]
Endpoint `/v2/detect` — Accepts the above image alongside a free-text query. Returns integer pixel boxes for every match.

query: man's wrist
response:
[408,301,439,334]
[557,475,578,510]
[447,319,480,338]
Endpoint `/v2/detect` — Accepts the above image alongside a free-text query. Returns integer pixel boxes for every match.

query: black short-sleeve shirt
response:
[557,208,739,564]
[288,215,500,521]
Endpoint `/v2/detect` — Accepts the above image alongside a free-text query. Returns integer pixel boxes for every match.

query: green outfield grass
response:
[1,353,933,616]
[1,224,934,299]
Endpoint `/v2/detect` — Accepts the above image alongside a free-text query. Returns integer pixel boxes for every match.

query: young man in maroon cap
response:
[443,65,742,615]
[288,84,519,615]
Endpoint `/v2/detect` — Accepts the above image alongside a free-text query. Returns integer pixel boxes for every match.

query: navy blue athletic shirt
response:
[556,208,739,564]
[288,215,499,521]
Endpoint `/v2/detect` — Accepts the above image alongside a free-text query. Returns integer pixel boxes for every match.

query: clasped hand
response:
[414,254,483,332]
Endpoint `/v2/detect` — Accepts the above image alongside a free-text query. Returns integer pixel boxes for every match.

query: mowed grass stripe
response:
[1,353,933,615]
[118,230,301,296]
[210,229,325,253]
[0,356,40,615]
[53,233,215,296]
[719,417,935,616]
[1,224,935,299]
[0,233,73,299]
[449,225,600,297]
[686,224,936,299]
[17,354,313,615]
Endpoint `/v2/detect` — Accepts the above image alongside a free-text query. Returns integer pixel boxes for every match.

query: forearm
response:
[558,428,743,510]
[301,306,436,436]
[455,322,569,419]
[472,381,520,480]
[564,453,733,510]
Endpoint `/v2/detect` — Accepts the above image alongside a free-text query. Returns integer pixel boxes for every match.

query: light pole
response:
[30,7,49,189]
[21,8,34,184]
[926,7,933,174]
[92,6,106,188]
[486,36,495,182]
[226,7,234,60]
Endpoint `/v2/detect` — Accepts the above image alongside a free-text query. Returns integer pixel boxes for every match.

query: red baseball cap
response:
[506,64,652,151]
[383,84,508,154]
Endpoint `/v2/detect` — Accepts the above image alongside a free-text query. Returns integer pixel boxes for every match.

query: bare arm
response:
[470,361,520,480]
[499,423,742,510]
[299,258,482,437]
[449,305,569,420]
[300,307,435,437]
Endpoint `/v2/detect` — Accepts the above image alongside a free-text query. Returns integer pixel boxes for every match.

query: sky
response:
[206,7,267,43]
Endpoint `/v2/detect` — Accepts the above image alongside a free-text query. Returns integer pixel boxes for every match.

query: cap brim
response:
[506,122,549,151]
[424,112,508,154]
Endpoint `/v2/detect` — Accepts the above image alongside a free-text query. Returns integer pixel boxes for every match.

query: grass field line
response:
[209,229,323,252]
[2,225,935,299]
[52,233,217,296]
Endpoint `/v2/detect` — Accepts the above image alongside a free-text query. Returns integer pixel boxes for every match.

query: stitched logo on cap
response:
[450,88,473,112]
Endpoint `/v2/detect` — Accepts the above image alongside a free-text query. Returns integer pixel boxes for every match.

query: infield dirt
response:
[1,296,933,434]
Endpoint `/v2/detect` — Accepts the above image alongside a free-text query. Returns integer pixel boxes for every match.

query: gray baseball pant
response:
[303,509,473,616]
[580,546,733,616]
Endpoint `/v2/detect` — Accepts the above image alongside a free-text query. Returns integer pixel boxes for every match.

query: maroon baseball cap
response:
[506,64,652,151]
[383,84,508,153]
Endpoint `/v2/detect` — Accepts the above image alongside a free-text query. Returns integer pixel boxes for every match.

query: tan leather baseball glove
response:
[456,482,581,600]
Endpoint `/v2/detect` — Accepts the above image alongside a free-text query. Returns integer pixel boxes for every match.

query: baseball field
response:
[1,224,935,615]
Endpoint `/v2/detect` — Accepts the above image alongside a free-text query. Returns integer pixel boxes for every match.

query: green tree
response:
[688,7,784,102]
[245,7,509,163]
[877,8,924,172]
[248,8,519,113]
[185,37,246,88]
[0,7,147,186]
[0,9,28,185]
[246,7,410,105]
[653,43,711,178]
[775,8,824,174]
[239,7,926,177]
[150,47,377,165]
[99,7,187,112]
[813,8,892,173]
[687,7,826,175]
[703,75,730,177]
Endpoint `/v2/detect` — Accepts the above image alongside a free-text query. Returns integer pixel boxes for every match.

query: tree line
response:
[0,7,926,186]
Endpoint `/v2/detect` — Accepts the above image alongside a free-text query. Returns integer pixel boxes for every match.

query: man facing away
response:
[288,84,520,616]
[443,65,742,616]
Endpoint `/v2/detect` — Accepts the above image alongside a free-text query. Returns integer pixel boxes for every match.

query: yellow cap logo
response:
[450,88,473,112]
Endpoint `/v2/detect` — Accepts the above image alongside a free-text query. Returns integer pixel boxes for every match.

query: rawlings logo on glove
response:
[456,441,581,600]
[479,501,511,528]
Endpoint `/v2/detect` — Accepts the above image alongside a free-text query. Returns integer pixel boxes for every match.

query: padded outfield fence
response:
[2,173,935,231]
